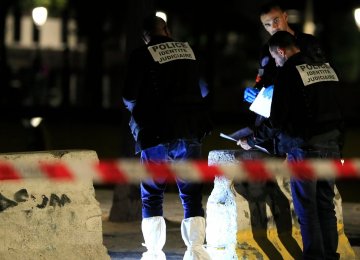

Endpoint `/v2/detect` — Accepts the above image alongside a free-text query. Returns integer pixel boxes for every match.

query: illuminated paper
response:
[249,87,272,118]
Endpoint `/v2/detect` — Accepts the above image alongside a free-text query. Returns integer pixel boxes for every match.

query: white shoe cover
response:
[181,217,211,260]
[141,216,166,260]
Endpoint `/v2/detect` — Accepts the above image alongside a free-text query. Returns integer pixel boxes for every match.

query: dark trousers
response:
[287,148,340,260]
[140,139,205,219]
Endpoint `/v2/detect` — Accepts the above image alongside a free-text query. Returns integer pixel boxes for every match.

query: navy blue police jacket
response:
[123,35,212,153]
[270,52,344,156]
[247,31,328,155]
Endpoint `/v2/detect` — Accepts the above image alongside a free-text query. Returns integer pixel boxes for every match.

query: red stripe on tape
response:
[0,159,359,183]
[96,161,128,184]
[0,163,20,180]
[334,160,358,178]
[242,160,271,181]
[145,162,176,183]
[40,162,74,180]
[288,161,314,180]
[194,161,222,182]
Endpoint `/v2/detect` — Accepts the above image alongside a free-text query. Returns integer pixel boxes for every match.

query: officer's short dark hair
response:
[268,31,297,51]
[142,15,165,37]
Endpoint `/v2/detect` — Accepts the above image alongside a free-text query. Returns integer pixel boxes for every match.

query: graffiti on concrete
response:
[0,193,18,212]
[49,193,71,207]
[0,189,71,212]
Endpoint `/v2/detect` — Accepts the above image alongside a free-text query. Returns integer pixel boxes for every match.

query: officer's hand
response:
[237,138,252,150]
[244,87,260,103]
[263,85,274,99]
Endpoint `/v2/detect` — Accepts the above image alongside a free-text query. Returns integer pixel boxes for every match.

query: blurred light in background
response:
[287,9,301,24]
[303,0,316,35]
[355,8,360,30]
[156,11,167,22]
[32,7,48,27]
[30,117,43,128]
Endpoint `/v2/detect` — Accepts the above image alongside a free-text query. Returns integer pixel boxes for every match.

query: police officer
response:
[123,15,212,260]
[268,30,344,260]
[242,1,326,153]
[238,4,327,258]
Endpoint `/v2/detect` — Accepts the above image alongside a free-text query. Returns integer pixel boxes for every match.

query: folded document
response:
[249,86,273,118]
[220,127,270,155]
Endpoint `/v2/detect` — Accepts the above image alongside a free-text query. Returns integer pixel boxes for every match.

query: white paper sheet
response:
[249,87,272,118]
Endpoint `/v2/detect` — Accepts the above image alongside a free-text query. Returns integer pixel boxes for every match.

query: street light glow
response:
[30,117,43,128]
[32,7,48,27]
[355,8,360,30]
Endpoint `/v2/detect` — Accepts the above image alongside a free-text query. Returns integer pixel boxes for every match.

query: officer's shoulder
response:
[296,32,319,42]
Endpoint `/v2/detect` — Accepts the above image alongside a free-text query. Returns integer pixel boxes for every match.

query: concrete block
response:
[206,149,355,259]
[0,150,110,260]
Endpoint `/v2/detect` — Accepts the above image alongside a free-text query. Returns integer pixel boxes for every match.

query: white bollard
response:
[206,149,355,259]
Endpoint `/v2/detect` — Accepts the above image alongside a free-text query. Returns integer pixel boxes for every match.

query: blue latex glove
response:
[199,78,209,98]
[244,87,260,103]
[263,85,274,99]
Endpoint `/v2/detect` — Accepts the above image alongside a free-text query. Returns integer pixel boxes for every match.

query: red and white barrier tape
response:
[0,159,359,183]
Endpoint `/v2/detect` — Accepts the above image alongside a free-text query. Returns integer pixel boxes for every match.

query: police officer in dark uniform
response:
[123,15,212,260]
[268,30,344,260]
[242,1,326,153]
[237,3,334,259]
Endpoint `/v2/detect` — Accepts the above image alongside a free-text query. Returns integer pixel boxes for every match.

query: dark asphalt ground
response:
[96,188,360,260]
